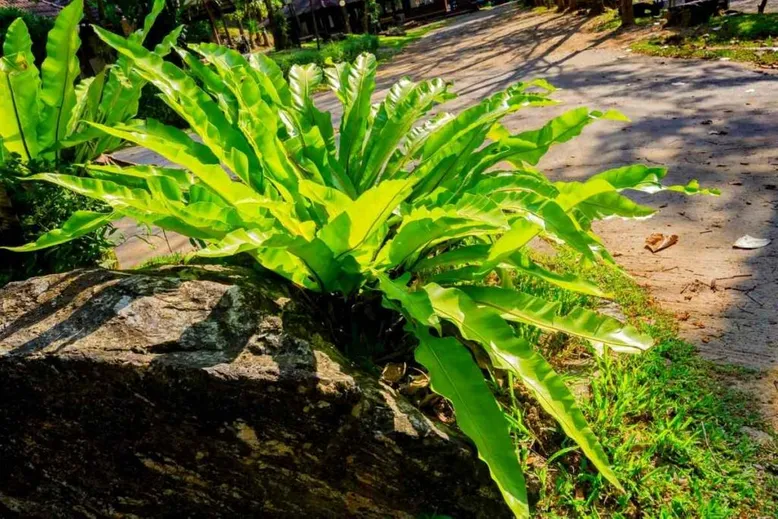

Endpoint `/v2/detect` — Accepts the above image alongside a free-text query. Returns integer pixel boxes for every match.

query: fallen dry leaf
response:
[381,362,406,384]
[645,233,679,253]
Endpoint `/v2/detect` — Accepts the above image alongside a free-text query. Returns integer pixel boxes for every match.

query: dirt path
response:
[115,5,778,423]
[369,5,778,421]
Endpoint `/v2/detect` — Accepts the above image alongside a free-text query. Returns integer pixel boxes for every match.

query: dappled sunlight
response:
[358,2,778,419]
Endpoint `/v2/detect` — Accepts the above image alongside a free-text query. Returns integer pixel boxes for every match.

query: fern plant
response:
[0,0,178,164]
[5,31,717,516]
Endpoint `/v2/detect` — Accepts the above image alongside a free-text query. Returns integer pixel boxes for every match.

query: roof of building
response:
[0,0,64,17]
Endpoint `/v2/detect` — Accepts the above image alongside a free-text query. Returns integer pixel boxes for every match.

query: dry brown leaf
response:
[645,233,679,253]
[380,362,406,384]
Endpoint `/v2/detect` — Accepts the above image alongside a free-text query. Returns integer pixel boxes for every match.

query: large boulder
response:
[0,268,508,518]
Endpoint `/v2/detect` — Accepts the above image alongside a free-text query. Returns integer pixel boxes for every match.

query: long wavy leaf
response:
[0,23,40,160]
[460,285,653,353]
[37,0,82,156]
[87,120,251,204]
[424,284,623,492]
[413,326,529,518]
[328,53,377,184]
[319,177,415,263]
[1,19,41,159]
[93,26,260,187]
[2,210,114,252]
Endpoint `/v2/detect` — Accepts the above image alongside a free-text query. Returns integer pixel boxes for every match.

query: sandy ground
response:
[114,5,778,424]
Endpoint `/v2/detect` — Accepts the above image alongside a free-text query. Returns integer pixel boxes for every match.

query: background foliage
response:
[0,157,115,286]
[0,8,53,66]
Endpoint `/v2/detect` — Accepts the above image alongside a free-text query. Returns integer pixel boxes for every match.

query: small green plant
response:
[0,0,179,164]
[5,31,717,516]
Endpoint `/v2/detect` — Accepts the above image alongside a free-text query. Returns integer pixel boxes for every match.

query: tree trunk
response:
[251,6,263,45]
[620,0,634,26]
[96,0,107,24]
[0,185,21,245]
[211,1,235,47]
[236,16,247,40]
[589,0,605,13]
[221,17,234,47]
[758,0,768,13]
[341,5,352,33]
[310,0,322,49]
[362,5,369,33]
[568,0,577,11]
[290,2,302,46]
[203,1,222,44]
[264,0,289,50]
[247,19,256,46]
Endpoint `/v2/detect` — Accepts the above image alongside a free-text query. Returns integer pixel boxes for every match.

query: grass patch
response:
[503,248,777,517]
[376,19,450,60]
[591,8,661,32]
[265,20,450,76]
[632,13,778,67]
[592,9,622,32]
[267,33,380,75]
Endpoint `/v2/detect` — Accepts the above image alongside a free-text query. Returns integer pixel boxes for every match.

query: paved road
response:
[116,5,778,420]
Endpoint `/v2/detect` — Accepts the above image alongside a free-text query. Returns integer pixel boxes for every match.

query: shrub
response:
[0,156,115,286]
[0,0,176,282]
[8,35,717,517]
[269,33,379,75]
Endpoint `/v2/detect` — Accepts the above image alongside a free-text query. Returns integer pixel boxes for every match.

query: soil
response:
[114,5,778,426]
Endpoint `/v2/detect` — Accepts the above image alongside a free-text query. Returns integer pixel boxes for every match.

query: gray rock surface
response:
[0,268,508,518]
